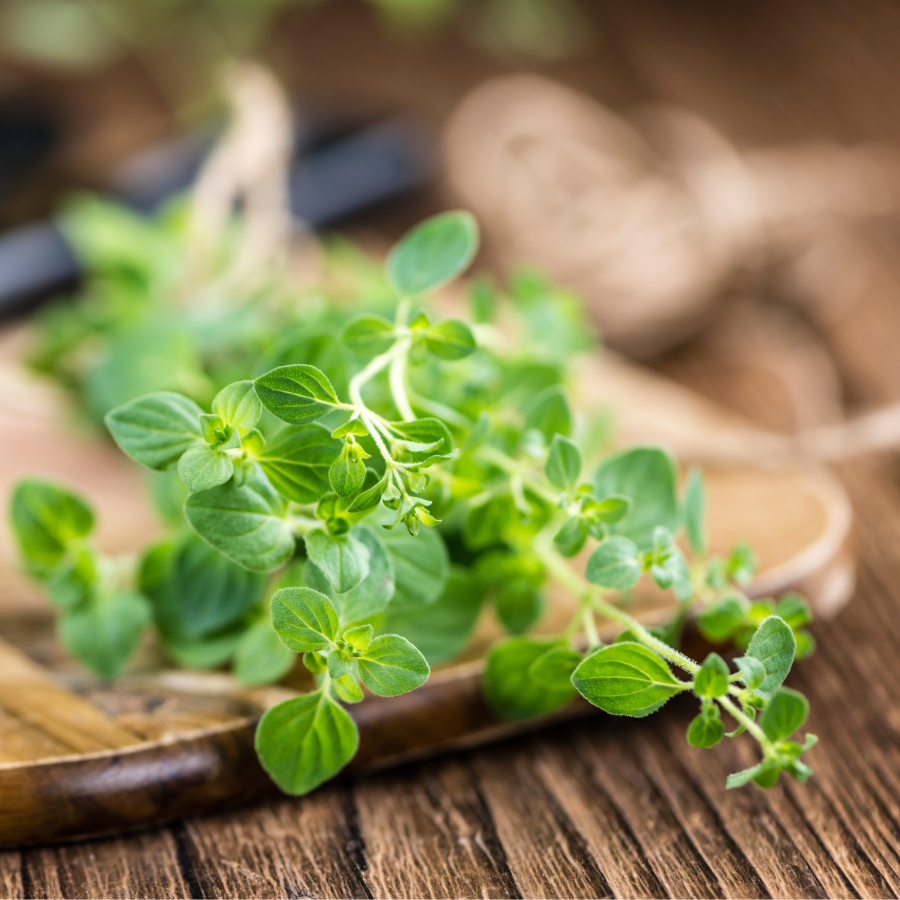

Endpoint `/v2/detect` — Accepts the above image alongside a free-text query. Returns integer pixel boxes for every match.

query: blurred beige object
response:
[445,75,900,355]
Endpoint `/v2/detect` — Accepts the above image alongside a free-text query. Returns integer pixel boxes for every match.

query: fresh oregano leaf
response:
[177,444,234,493]
[254,364,341,425]
[496,582,543,634]
[357,634,430,696]
[327,648,354,679]
[528,645,583,690]
[423,319,477,360]
[696,594,749,643]
[484,637,576,719]
[343,624,374,652]
[342,313,396,357]
[585,536,642,590]
[694,653,730,698]
[734,655,766,690]
[747,615,796,699]
[545,434,582,491]
[270,586,339,652]
[332,675,364,703]
[329,444,366,497]
[255,690,359,795]
[684,466,707,555]
[233,617,296,687]
[105,392,203,470]
[383,418,454,467]
[386,210,478,295]
[256,424,342,504]
[381,526,449,612]
[760,687,809,742]
[553,516,588,558]
[687,710,725,748]
[183,472,294,572]
[523,385,572,441]
[304,529,371,594]
[571,642,687,717]
[212,381,261,434]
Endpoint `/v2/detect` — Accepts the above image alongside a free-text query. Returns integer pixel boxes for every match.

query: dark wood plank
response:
[21,830,189,899]
[469,741,612,899]
[351,757,519,899]
[177,789,367,900]
[0,851,23,900]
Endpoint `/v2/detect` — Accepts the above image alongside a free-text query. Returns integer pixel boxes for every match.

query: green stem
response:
[718,695,772,750]
[476,446,560,507]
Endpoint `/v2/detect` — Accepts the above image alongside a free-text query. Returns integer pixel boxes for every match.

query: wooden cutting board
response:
[0,333,854,846]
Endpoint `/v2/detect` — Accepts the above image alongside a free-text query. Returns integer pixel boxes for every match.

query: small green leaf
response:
[305,529,371,594]
[254,365,341,425]
[233,617,296,687]
[304,650,328,674]
[256,424,342,504]
[332,675,364,703]
[327,649,354,679]
[184,473,294,572]
[571,642,687,717]
[386,211,479,295]
[423,319,477,360]
[584,494,632,526]
[330,444,366,497]
[332,420,369,439]
[553,516,588,558]
[381,526,449,612]
[357,634,430,696]
[464,495,516,550]
[496,583,543,634]
[727,542,758,586]
[343,624,374,652]
[545,434,582,490]
[383,418,454,467]
[734,655,766,690]
[694,653,730,698]
[585,537,641,590]
[776,593,812,630]
[760,687,809,742]
[528,646,582,690]
[484,637,576,719]
[347,475,388,514]
[212,381,261,434]
[684,467,707,555]
[10,480,94,571]
[687,711,724,748]
[59,590,151,679]
[592,447,678,550]
[270,586,339,652]
[696,594,749,643]
[341,314,396,357]
[747,615,796,700]
[177,444,234,493]
[199,413,225,444]
[255,690,359,795]
[523,385,572,441]
[105,392,203,470]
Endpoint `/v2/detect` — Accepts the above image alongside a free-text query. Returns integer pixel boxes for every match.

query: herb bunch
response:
[11,211,817,794]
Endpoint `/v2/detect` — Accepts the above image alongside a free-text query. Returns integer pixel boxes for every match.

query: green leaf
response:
[423,319,477,360]
[233,617,296,687]
[383,567,484,664]
[347,475,388,514]
[254,365,341,425]
[585,495,632,526]
[687,711,724,748]
[329,444,366,497]
[256,424,342,504]
[10,479,94,571]
[162,627,244,670]
[776,593,812,630]
[163,533,267,639]
[496,583,543,634]
[59,590,151,679]
[727,542,758,586]
[694,653,730,698]
[327,649,354,679]
[747,616,796,700]
[270,586,339,652]
[592,447,678,550]
[652,546,692,601]
[343,624,374,652]
[255,690,359,795]
[304,651,328,674]
[105,392,203,470]
[734,655,766,690]
[382,418,453,467]
[183,473,294,572]
[212,381,261,434]
[332,675,364,704]
[684,467,707,555]
[523,385,572,441]
[585,537,641,590]
[305,526,395,623]
[545,434,582,490]
[726,761,780,790]
[342,314,396,357]
[381,526,450,612]
[357,634,430,696]
[305,529,370,594]
[464,495,516,550]
[696,594,749,643]
[386,210,479,295]
[553,516,588,558]
[571,642,687,717]
[484,637,576,719]
[528,646,582,690]
[177,444,234,493]
[760,687,809,742]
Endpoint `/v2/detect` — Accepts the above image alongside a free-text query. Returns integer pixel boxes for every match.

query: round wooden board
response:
[0,344,855,846]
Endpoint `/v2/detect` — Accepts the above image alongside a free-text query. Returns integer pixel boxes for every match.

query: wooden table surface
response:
[6,0,900,897]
